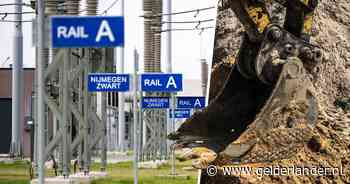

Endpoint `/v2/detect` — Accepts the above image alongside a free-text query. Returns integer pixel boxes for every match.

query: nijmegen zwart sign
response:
[141,97,170,109]
[88,74,130,92]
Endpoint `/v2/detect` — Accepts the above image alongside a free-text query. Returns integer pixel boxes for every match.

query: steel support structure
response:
[10,0,23,158]
[164,0,173,160]
[100,49,107,171]
[117,0,126,152]
[133,49,140,184]
[33,0,112,180]
[142,0,168,162]
[36,0,45,183]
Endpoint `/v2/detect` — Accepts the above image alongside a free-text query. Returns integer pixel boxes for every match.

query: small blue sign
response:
[177,97,206,109]
[142,97,170,109]
[170,109,191,119]
[88,74,130,92]
[51,16,124,48]
[141,74,183,92]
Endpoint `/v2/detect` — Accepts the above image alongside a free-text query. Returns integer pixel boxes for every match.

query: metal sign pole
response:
[11,0,23,157]
[165,0,173,160]
[133,49,139,184]
[37,0,45,183]
[171,94,176,176]
[118,0,126,152]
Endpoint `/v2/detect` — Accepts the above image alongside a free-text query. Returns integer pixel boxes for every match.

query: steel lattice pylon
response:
[141,109,168,161]
[32,0,113,177]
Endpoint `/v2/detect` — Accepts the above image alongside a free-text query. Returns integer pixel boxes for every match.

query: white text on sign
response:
[143,77,177,88]
[57,20,115,42]
[88,74,130,92]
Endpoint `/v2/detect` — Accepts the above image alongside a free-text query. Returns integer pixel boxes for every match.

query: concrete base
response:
[138,160,168,169]
[156,174,191,180]
[30,172,107,184]
[70,171,108,181]
[30,176,74,184]
[182,166,197,171]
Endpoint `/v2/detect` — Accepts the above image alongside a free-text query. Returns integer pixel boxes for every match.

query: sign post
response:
[133,49,139,184]
[37,0,45,183]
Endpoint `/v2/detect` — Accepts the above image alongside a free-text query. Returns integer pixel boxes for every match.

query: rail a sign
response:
[88,74,130,92]
[141,97,170,109]
[51,16,124,48]
[141,74,183,92]
[170,109,191,119]
[177,97,206,109]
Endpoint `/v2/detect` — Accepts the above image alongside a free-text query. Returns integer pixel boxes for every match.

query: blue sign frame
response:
[141,97,170,109]
[170,109,191,119]
[88,73,130,92]
[51,16,124,48]
[141,74,183,92]
[177,97,206,109]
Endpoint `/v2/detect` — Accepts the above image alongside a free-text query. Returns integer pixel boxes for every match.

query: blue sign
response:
[51,16,124,48]
[88,74,129,92]
[142,97,170,109]
[170,109,191,119]
[141,74,183,92]
[177,97,206,109]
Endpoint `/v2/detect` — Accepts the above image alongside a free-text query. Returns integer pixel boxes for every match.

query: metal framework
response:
[141,0,169,161]
[32,0,112,179]
[141,109,168,161]
[32,0,173,181]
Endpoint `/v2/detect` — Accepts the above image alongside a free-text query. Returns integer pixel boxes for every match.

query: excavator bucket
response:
[168,0,322,169]
[168,56,319,167]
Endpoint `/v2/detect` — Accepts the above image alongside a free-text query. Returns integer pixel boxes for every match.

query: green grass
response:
[0,160,198,184]
[0,161,31,184]
[91,161,197,184]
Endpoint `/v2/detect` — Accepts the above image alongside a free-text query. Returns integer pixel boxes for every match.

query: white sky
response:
[0,0,217,79]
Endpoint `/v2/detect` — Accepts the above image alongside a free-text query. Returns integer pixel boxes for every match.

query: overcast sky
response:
[0,0,217,79]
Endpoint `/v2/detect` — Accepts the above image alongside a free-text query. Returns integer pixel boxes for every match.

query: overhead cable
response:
[0,3,31,7]
[78,0,120,15]
[160,26,214,33]
[100,0,120,15]
[159,18,214,24]
[0,20,32,23]
[141,6,216,18]
[0,12,35,15]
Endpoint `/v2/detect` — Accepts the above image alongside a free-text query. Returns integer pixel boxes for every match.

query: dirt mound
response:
[203,120,350,183]
[202,99,350,183]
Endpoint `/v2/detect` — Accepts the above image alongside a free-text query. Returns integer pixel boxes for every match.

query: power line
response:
[0,12,35,15]
[1,57,10,67]
[159,18,214,24]
[100,0,120,15]
[141,6,216,18]
[0,20,33,23]
[0,3,31,7]
[78,0,120,15]
[160,26,214,33]
[163,6,215,16]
